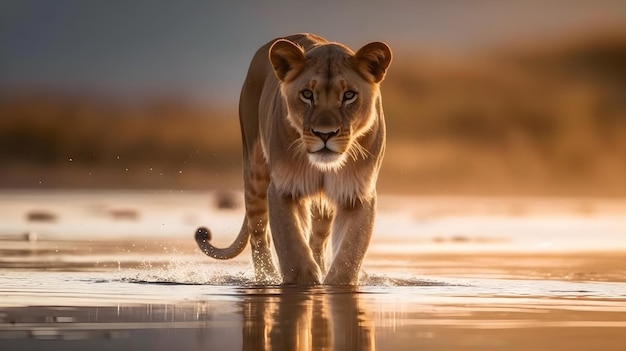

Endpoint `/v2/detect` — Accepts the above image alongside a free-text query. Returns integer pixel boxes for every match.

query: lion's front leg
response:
[309,206,333,274]
[268,182,323,285]
[324,197,376,285]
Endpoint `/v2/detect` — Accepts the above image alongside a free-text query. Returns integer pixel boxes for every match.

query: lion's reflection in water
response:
[241,287,374,351]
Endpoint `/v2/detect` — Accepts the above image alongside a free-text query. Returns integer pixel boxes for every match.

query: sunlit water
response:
[1,191,625,350]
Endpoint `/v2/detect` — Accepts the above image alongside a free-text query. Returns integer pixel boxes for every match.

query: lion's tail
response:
[194,220,250,259]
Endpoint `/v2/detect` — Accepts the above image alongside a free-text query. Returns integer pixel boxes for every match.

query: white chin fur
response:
[308,152,347,171]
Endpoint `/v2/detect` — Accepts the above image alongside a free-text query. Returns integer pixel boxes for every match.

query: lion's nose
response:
[312,127,340,142]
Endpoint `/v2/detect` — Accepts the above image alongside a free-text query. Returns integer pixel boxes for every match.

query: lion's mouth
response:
[310,146,343,160]
[303,137,348,170]
[307,148,346,171]
[307,138,341,154]
[313,146,337,154]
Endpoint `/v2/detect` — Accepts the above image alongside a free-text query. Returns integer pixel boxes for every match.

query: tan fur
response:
[195,33,392,285]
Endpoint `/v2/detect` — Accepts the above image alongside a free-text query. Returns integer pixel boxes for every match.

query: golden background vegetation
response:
[2,32,626,196]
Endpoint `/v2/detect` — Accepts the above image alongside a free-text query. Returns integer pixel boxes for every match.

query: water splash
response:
[361,273,450,287]
[121,258,256,286]
[120,260,448,287]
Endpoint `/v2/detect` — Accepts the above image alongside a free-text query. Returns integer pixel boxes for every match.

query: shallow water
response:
[1,191,625,350]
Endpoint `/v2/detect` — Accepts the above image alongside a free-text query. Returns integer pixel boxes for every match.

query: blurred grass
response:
[1,32,626,195]
[381,31,626,196]
[0,96,243,189]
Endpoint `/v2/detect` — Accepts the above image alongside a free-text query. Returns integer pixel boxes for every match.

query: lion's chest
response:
[270,157,376,206]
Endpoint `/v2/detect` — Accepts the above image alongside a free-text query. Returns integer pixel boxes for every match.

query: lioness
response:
[195,33,391,285]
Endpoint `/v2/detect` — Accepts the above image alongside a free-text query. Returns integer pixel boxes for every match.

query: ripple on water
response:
[118,259,453,288]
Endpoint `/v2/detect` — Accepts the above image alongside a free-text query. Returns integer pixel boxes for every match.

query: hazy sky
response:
[2,0,626,105]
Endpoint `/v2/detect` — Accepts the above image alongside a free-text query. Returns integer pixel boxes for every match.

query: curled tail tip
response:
[195,226,212,242]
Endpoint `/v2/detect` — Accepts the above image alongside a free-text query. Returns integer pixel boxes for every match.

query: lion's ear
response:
[269,39,306,82]
[353,42,392,83]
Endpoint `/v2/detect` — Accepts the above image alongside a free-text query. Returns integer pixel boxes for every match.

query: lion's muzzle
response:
[305,130,349,170]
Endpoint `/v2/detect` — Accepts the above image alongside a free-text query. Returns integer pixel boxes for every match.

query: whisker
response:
[349,140,372,161]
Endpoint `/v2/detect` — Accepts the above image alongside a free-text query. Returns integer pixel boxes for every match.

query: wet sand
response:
[1,191,625,350]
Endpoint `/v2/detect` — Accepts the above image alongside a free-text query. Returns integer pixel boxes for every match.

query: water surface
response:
[1,191,625,350]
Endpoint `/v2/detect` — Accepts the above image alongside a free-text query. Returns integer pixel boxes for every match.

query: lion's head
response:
[269,39,392,171]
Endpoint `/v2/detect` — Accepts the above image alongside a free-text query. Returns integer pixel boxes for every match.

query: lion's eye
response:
[342,90,357,103]
[300,89,314,103]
